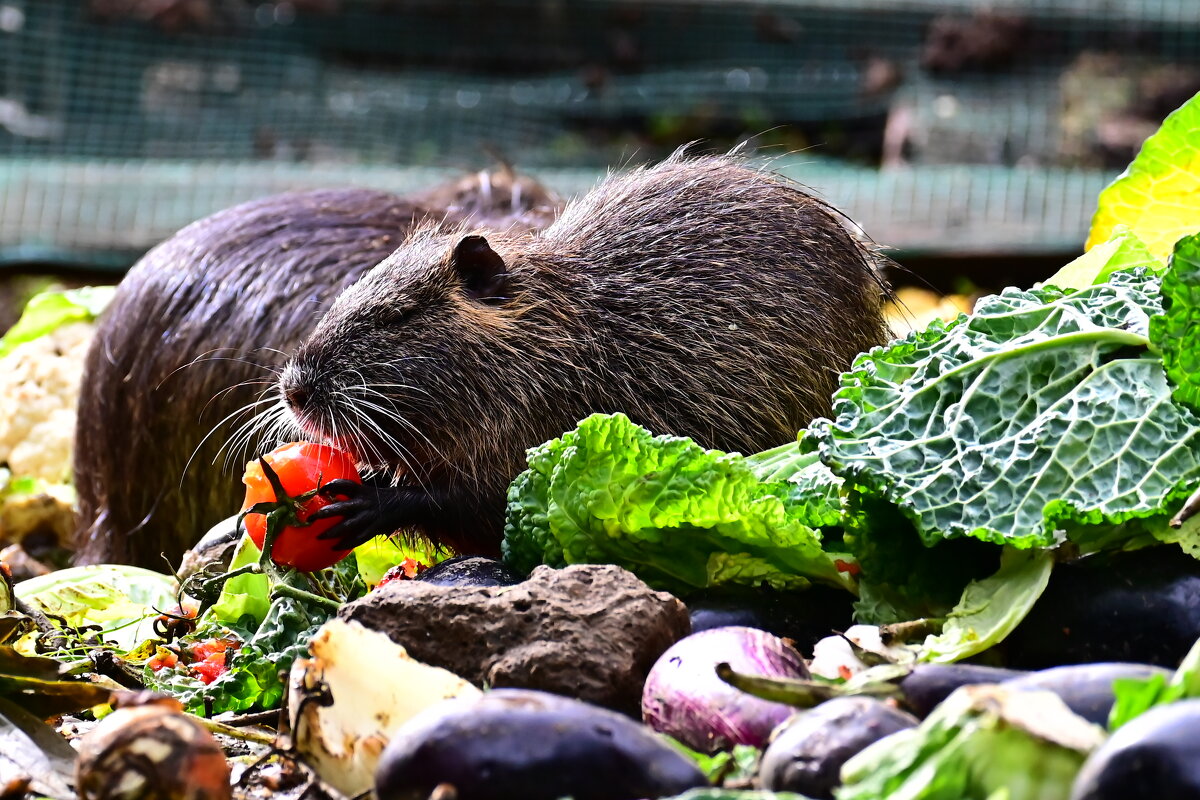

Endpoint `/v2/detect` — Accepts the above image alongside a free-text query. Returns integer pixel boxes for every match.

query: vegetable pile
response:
[6,92,1200,800]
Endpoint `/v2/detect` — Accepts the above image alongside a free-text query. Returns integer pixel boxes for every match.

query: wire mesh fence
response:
[0,0,1196,264]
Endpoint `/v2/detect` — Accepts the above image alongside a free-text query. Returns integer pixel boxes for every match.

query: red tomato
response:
[147,649,179,672]
[188,638,231,661]
[376,557,428,589]
[240,442,362,572]
[190,651,228,685]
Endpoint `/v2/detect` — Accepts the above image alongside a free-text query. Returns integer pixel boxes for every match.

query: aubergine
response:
[759,696,918,799]
[1004,546,1200,669]
[1001,663,1171,725]
[374,689,708,800]
[687,585,854,653]
[414,555,524,588]
[896,663,1027,718]
[1070,700,1200,799]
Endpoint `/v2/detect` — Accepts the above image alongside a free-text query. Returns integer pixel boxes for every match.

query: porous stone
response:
[338,564,690,715]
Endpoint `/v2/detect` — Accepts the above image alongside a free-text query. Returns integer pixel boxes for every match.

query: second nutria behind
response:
[74,170,559,567]
[281,153,891,556]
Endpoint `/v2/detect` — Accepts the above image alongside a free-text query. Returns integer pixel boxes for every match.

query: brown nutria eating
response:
[73,170,559,568]
[279,153,891,558]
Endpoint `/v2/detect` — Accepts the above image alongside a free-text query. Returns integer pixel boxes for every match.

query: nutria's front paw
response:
[309,479,411,550]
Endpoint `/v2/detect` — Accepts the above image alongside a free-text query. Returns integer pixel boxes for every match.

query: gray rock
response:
[339,564,690,714]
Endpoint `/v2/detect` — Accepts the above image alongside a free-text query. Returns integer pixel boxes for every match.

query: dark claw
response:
[309,479,413,550]
[316,478,362,499]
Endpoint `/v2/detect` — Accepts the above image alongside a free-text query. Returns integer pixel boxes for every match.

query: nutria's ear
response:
[452,235,507,303]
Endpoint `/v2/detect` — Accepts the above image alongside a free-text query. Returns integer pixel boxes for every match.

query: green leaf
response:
[745,438,845,529]
[1087,90,1200,260]
[15,565,177,654]
[668,741,763,787]
[207,533,271,627]
[148,595,331,716]
[501,443,563,576]
[810,270,1200,552]
[501,413,852,594]
[845,494,999,625]
[353,535,449,587]
[1150,233,1200,411]
[1109,635,1200,730]
[1045,224,1164,290]
[839,685,1104,800]
[918,548,1054,663]
[0,285,114,358]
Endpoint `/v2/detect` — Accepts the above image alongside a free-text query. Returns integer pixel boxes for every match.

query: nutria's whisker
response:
[162,347,282,390]
[215,397,283,475]
[183,392,278,487]
[347,385,454,473]
[201,376,278,419]
[344,394,440,490]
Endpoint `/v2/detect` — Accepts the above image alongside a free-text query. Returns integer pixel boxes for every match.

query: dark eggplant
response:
[1004,546,1200,669]
[374,689,708,800]
[686,585,854,653]
[896,663,1027,718]
[1070,700,1200,799]
[759,696,918,799]
[1001,663,1172,725]
[414,555,524,588]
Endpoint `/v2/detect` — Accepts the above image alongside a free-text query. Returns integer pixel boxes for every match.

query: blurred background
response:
[0,0,1198,325]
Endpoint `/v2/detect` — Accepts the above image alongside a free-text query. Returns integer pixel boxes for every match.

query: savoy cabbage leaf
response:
[810,269,1200,552]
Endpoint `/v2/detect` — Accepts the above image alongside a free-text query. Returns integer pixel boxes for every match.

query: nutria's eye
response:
[378,305,410,326]
[452,234,508,305]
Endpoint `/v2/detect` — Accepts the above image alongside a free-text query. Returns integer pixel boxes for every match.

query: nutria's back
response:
[74,172,559,567]
[282,154,890,555]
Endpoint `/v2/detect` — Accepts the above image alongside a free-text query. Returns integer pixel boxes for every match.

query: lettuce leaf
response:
[146,594,332,716]
[501,413,853,594]
[745,438,844,528]
[917,548,1053,663]
[1045,224,1164,290]
[0,285,114,358]
[15,565,177,654]
[1109,635,1200,731]
[810,269,1200,553]
[1151,233,1200,411]
[839,685,1104,800]
[1087,90,1200,259]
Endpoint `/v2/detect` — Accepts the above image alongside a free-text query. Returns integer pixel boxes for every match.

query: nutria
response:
[278,153,890,557]
[74,169,559,568]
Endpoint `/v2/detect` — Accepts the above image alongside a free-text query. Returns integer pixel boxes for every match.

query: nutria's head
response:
[278,223,565,491]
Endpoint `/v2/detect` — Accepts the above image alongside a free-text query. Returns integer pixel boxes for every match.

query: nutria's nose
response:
[284,384,310,412]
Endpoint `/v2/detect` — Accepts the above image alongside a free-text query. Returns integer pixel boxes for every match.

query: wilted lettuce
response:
[838,685,1104,800]
[15,565,177,654]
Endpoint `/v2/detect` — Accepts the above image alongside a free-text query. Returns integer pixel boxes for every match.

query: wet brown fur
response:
[74,171,559,567]
[283,153,890,556]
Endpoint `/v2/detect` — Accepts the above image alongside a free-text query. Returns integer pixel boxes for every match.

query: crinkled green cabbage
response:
[502,413,853,594]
